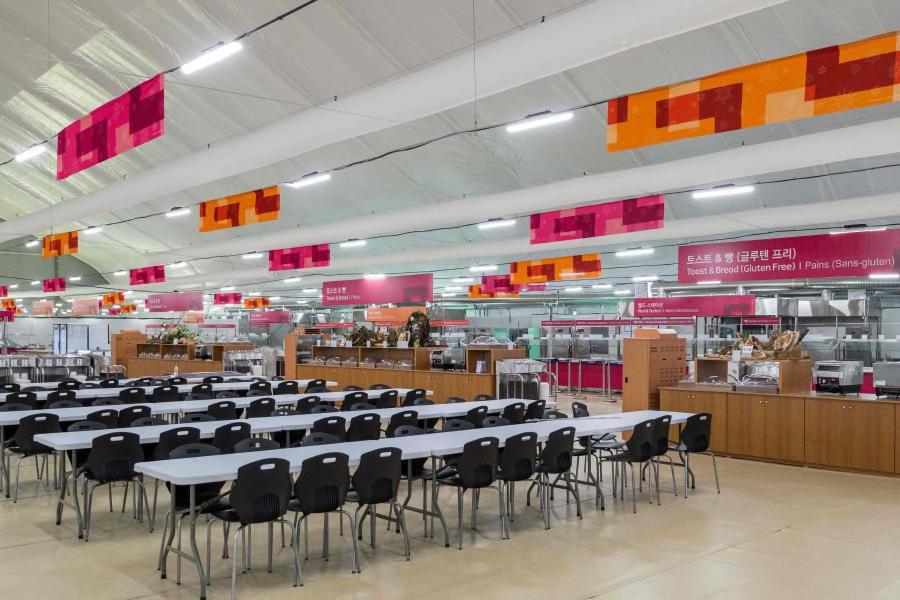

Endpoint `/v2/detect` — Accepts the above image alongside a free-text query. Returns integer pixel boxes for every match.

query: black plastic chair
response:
[571,402,622,492]
[202,376,224,384]
[207,400,238,420]
[57,379,81,391]
[191,383,213,397]
[167,377,188,385]
[248,381,272,396]
[303,379,326,393]
[6,413,60,502]
[79,432,151,540]
[342,385,363,392]
[473,394,495,402]
[128,377,156,387]
[0,382,20,392]
[288,452,357,580]
[346,413,381,442]
[543,410,568,420]
[350,447,410,563]
[524,399,546,421]
[385,410,417,438]
[444,396,466,404]
[375,390,398,409]
[212,422,250,453]
[643,414,677,504]
[118,405,151,427]
[368,383,390,390]
[294,396,319,414]
[118,387,146,404]
[531,427,581,528]
[181,413,216,423]
[312,416,346,441]
[5,391,36,408]
[442,419,474,432]
[275,381,299,395]
[64,420,106,479]
[607,419,655,513]
[401,389,426,407]
[501,402,526,425]
[435,436,503,548]
[482,415,511,428]
[310,404,338,414]
[48,399,82,409]
[99,378,120,388]
[0,403,32,453]
[670,413,719,498]
[215,391,239,400]
[234,437,280,452]
[185,392,212,401]
[271,376,286,381]
[46,389,79,406]
[497,432,537,538]
[151,385,180,403]
[81,382,99,389]
[465,405,488,428]
[348,402,376,412]
[246,397,276,418]
[132,417,167,427]
[341,391,369,411]
[92,397,122,406]
[298,432,340,446]
[86,409,119,428]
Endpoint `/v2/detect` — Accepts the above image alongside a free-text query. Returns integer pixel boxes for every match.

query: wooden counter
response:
[660,385,899,475]
[126,342,254,377]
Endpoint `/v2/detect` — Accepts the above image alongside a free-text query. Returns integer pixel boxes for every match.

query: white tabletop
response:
[15,380,330,402]
[275,388,431,403]
[34,399,540,451]
[136,409,691,486]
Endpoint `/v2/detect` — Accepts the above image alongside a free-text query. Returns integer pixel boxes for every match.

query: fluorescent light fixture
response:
[614,289,632,295]
[869,273,899,280]
[591,284,612,290]
[180,41,243,74]
[165,207,191,218]
[286,172,331,188]
[829,225,886,235]
[68,276,81,281]
[25,240,39,248]
[8,284,17,290]
[220,286,235,291]
[364,273,386,280]
[114,270,127,276]
[477,219,516,230]
[82,226,103,235]
[444,286,463,292]
[170,261,188,268]
[249,291,261,296]
[283,277,302,283]
[269,296,281,301]
[54,303,62,307]
[15,145,46,162]
[506,111,573,133]
[31,280,40,285]
[692,185,754,200]
[302,288,317,293]
[564,287,583,292]
[469,265,497,273]
[632,275,658,282]
[442,293,457,297]
[296,300,308,304]
[697,280,722,285]
[339,239,367,248]
[242,252,263,259]
[123,291,133,296]
[747,287,788,292]
[452,277,474,283]
[615,248,654,258]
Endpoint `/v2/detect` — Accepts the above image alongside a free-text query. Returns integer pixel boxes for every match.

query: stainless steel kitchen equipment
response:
[873,362,900,397]
[814,360,863,394]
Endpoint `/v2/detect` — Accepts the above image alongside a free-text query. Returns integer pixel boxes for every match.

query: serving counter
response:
[660,385,900,475]
[126,342,254,377]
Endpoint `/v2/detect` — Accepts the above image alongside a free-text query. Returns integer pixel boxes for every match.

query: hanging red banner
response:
[130,265,166,286]
[633,295,756,317]
[530,195,664,244]
[213,293,243,305]
[72,298,100,316]
[269,243,330,271]
[322,274,433,306]
[43,277,66,293]
[57,74,165,179]
[0,310,14,322]
[0,286,7,298]
[42,231,79,258]
[468,284,519,299]
[509,254,601,285]
[249,310,292,327]
[199,186,280,233]
[145,292,203,312]
[32,299,54,316]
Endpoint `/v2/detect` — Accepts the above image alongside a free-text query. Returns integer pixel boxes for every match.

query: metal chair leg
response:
[709,452,720,493]
[457,487,464,549]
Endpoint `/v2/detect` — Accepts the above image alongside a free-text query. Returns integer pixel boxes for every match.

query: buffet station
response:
[113,328,254,377]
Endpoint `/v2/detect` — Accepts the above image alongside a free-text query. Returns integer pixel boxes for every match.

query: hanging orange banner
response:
[42,231,79,258]
[509,254,602,285]
[101,292,125,307]
[468,285,519,299]
[198,186,280,233]
[120,303,137,314]
[1,299,16,310]
[244,297,270,309]
[608,31,900,152]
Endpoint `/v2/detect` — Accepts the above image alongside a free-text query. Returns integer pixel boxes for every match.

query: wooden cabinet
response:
[805,398,894,473]
[623,331,685,412]
[763,395,805,462]
[726,393,804,462]
[659,388,726,453]
[726,394,766,457]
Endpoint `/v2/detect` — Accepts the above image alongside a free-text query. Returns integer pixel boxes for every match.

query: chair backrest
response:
[294,396,318,414]
[49,399,82,409]
[306,387,328,394]
[341,391,369,410]
[92,397,122,406]
[310,403,338,414]
[118,387,146,404]
[13,413,61,452]
[571,402,589,418]
[227,378,245,383]
[5,391,36,408]
[191,383,213,396]
[99,378,120,388]
[465,405,489,428]
[275,380,299,395]
[246,397,276,418]
[680,413,712,453]
[292,452,350,514]
[215,391,239,400]
[181,412,216,423]
[623,419,655,462]
[524,399,545,420]
[81,382,99,389]
[212,421,251,453]
[539,427,576,474]
[57,380,81,391]
[167,377,187,385]
[444,396,465,404]
[118,405,151,427]
[207,400,238,420]
[128,377,154,387]
[442,418,475,432]
[386,410,418,437]
[348,402,376,412]
[230,458,292,524]
[482,415,511,428]
[86,409,119,428]
[169,442,219,459]
[67,420,106,432]
[392,425,424,438]
[0,382,20,392]
[85,432,144,482]
[501,402,526,424]
[343,385,363,392]
[500,432,538,481]
[299,432,340,446]
[352,447,401,505]
[153,426,200,460]
[131,416,168,427]
[543,410,568,420]
[402,389,427,407]
[151,385,180,402]
[234,437,281,452]
[456,437,499,489]
[412,398,434,407]
[271,376,286,381]
[473,394,495,402]
[304,379,326,393]
[375,390,398,409]
[202,376,224,384]
[47,390,78,404]
[312,416,346,441]
[651,415,672,457]
[346,413,381,442]
[250,377,267,383]
[369,383,390,390]
[185,393,211,401]
[249,381,272,395]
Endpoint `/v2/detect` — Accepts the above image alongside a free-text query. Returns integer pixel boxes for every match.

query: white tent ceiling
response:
[1,0,899,306]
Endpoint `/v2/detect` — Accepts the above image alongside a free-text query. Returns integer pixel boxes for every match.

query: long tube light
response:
[692,185,754,199]
[286,172,331,188]
[829,225,886,235]
[469,265,498,273]
[477,219,516,230]
[615,248,654,258]
[181,41,243,74]
[591,284,612,290]
[452,277,474,283]
[506,111,573,133]
[25,240,39,248]
[83,226,103,235]
[114,270,127,276]
[613,289,632,295]
[339,239,367,248]
[364,273,386,280]
[283,277,302,283]
[632,275,658,282]
[869,273,899,280]
[165,207,191,218]
[242,252,264,259]
[697,280,722,285]
[15,145,46,162]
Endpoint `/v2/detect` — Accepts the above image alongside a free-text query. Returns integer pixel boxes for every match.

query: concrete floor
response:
[3,393,900,599]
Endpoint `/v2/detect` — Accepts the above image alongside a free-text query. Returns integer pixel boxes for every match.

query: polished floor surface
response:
[3,393,900,599]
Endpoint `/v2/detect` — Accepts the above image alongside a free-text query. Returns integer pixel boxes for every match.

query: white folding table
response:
[17,380,333,403]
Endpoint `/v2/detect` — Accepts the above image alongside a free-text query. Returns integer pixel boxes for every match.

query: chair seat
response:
[669,442,688,452]
[592,439,625,450]
[435,472,463,487]
[177,497,231,515]
[6,443,52,456]
[286,498,340,514]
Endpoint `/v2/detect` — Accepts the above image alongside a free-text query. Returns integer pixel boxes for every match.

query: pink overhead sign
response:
[530,195,664,244]
[72,298,100,316]
[249,310,292,327]
[634,295,756,317]
[32,300,54,316]
[322,273,433,306]
[145,292,203,312]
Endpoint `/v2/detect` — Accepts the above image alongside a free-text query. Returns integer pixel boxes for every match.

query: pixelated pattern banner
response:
[480,275,521,295]
[43,277,66,293]
[101,292,125,307]
[468,284,519,299]
[42,231,78,258]
[0,286,7,298]
[130,265,166,286]
[530,195,664,244]
[509,253,602,285]
[199,186,280,233]
[213,293,243,305]
[57,74,164,179]
[268,243,330,271]
[244,297,270,309]
[1,299,15,310]
[120,304,137,314]
[608,31,900,152]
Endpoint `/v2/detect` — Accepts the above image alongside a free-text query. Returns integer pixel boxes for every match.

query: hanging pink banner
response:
[0,310,14,322]
[72,298,101,316]
[213,293,243,305]
[269,244,330,271]
[678,229,899,283]
[741,316,780,325]
[634,295,756,317]
[0,286,7,297]
[57,74,165,179]
[249,310,292,327]
[32,299,54,316]
[542,318,694,327]
[322,273,433,306]
[145,292,203,312]
[130,265,166,286]
[43,278,66,292]
[530,195,664,244]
